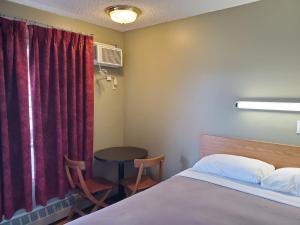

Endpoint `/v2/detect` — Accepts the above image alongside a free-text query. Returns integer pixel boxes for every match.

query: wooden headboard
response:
[201,135,300,168]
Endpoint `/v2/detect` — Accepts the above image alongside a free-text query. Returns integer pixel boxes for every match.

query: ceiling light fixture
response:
[105,5,142,24]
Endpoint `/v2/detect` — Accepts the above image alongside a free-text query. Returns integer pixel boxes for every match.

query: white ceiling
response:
[8,0,260,32]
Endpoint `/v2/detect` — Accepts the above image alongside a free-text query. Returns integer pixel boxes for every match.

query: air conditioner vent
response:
[102,48,122,65]
[94,42,122,68]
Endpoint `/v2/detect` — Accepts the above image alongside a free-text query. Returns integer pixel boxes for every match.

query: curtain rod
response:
[0,13,94,37]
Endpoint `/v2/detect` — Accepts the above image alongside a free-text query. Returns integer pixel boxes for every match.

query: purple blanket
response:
[67,176,300,225]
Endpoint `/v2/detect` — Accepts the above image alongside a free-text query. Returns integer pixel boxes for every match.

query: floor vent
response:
[1,195,76,225]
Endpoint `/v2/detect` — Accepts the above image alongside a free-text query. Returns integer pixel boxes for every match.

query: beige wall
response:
[0,0,125,153]
[2,0,300,180]
[124,0,300,178]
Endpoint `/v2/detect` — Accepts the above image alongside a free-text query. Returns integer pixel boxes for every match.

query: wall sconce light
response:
[235,101,300,112]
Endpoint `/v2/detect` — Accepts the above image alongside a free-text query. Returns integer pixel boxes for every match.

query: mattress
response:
[67,170,300,225]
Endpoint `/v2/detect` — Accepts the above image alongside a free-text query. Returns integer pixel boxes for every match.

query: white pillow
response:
[261,168,300,196]
[192,154,275,184]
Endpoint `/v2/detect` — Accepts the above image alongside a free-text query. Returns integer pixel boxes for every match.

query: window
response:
[27,45,36,208]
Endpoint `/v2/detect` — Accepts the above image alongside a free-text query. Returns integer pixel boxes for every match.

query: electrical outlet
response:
[297,121,300,134]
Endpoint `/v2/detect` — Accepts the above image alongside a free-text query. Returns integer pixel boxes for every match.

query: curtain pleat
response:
[28,25,94,205]
[0,17,32,220]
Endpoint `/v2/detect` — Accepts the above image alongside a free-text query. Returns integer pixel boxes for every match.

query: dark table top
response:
[94,146,148,162]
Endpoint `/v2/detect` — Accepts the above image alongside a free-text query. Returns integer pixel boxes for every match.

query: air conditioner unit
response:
[94,42,123,68]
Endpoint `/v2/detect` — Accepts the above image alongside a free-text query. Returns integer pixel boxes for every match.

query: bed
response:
[67,135,300,225]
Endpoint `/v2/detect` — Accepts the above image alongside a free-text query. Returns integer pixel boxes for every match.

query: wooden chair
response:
[64,156,115,220]
[121,155,165,196]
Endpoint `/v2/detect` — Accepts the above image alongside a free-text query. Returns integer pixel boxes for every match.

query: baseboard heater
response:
[0,194,89,225]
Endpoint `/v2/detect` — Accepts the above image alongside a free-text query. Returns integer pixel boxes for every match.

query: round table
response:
[94,146,148,198]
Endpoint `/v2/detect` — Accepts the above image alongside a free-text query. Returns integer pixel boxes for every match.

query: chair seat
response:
[78,177,115,194]
[121,176,158,192]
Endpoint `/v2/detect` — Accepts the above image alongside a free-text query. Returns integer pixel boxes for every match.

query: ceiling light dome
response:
[105,5,142,24]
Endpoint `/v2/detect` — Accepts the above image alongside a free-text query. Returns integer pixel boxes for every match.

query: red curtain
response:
[0,18,32,220]
[28,26,94,205]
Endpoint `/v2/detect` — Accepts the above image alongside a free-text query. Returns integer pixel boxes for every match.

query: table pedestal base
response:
[118,162,126,199]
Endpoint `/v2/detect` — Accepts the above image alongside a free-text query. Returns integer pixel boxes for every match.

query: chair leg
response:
[91,204,99,213]
[90,189,112,213]
[124,188,129,197]
[129,189,137,197]
[98,189,111,207]
[66,208,75,221]
[67,197,86,221]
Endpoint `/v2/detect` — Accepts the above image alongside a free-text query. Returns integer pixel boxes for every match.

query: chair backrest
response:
[64,156,107,207]
[64,155,86,190]
[133,155,165,192]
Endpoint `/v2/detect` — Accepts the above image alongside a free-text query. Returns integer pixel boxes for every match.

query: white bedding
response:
[178,168,300,208]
